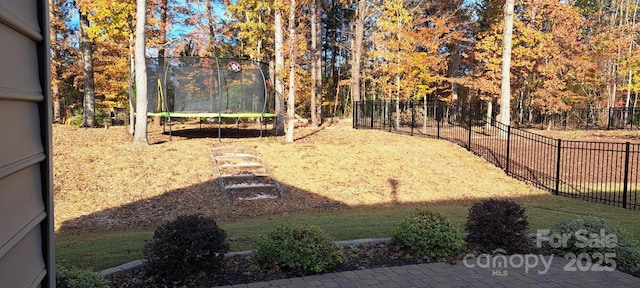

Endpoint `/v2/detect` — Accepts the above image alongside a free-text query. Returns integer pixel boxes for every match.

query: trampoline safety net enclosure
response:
[142,57,276,120]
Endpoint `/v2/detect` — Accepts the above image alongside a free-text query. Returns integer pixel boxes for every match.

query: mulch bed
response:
[104,242,429,287]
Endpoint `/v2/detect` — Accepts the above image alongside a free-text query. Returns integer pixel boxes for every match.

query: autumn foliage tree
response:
[77,0,97,127]
[50,0,640,133]
[50,0,81,123]
[472,0,591,125]
[370,0,469,101]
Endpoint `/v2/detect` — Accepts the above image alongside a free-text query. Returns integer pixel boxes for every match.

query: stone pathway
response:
[218,256,639,288]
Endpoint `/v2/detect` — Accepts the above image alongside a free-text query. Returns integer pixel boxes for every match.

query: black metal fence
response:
[516,107,640,130]
[353,100,640,210]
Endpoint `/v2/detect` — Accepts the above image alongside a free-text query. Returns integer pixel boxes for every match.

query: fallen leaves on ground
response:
[53,120,548,234]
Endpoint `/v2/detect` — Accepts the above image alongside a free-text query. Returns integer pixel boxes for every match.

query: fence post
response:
[389,100,393,132]
[623,142,630,209]
[437,106,441,139]
[380,101,389,130]
[353,102,357,128]
[506,125,511,175]
[554,139,562,196]
[370,100,374,129]
[467,111,472,151]
[607,107,613,130]
[410,100,415,136]
[382,101,386,129]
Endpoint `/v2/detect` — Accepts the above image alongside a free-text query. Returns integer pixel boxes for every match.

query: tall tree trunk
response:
[485,99,493,131]
[499,0,515,133]
[128,34,135,135]
[334,67,341,118]
[155,0,168,126]
[132,0,149,145]
[274,6,285,134]
[205,0,217,56]
[50,0,61,123]
[610,0,627,109]
[606,61,615,108]
[350,0,365,103]
[159,0,167,56]
[315,0,323,124]
[395,96,399,131]
[518,90,524,125]
[330,28,339,110]
[257,14,263,61]
[449,44,460,103]
[624,0,637,123]
[79,10,96,127]
[286,0,297,143]
[311,0,318,126]
[52,78,61,123]
[394,12,401,131]
[611,57,618,108]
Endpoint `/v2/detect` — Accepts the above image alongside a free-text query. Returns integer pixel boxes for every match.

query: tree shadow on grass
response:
[55,175,562,236]
[55,180,348,234]
[58,173,640,272]
[159,126,278,139]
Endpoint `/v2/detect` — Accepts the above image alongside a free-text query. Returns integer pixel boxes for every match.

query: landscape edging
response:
[98,237,392,277]
[99,233,545,277]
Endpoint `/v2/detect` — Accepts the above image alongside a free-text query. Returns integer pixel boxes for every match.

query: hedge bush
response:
[56,265,110,288]
[143,214,229,285]
[465,199,531,254]
[392,210,466,260]
[255,223,345,275]
[548,215,640,274]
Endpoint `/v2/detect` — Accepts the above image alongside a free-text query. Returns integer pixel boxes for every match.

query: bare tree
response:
[78,5,96,127]
[499,0,514,132]
[128,32,135,134]
[132,0,149,145]
[286,0,297,142]
[274,4,285,135]
[310,0,321,126]
[350,0,365,103]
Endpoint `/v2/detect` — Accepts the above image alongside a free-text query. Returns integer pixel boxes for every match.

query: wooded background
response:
[50,0,640,129]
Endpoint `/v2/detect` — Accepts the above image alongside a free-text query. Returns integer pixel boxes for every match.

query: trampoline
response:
[143,57,277,139]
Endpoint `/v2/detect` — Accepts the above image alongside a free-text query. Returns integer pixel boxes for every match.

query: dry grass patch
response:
[53,121,546,234]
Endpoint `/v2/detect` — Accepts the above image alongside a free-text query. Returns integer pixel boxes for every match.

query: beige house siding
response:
[0,1,54,287]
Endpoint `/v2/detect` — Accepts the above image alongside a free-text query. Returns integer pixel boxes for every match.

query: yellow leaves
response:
[376,0,413,31]
[370,0,466,101]
[414,84,435,99]
[338,79,351,86]
[81,0,135,41]
[226,0,274,59]
[472,0,590,112]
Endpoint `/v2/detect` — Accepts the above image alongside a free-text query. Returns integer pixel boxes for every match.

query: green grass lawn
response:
[55,193,640,272]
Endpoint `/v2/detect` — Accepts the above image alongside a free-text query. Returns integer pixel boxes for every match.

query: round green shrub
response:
[56,265,110,288]
[392,210,466,260]
[616,245,640,275]
[548,216,639,274]
[465,198,531,254]
[143,214,229,285]
[548,216,623,255]
[67,114,83,127]
[255,223,345,275]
